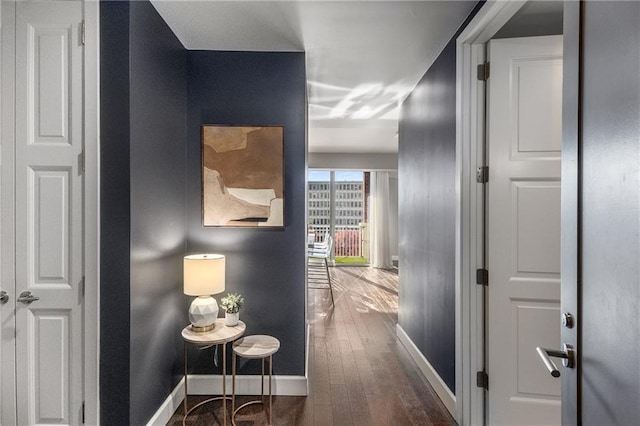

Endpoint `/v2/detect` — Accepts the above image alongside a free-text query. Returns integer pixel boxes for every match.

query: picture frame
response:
[201,124,285,227]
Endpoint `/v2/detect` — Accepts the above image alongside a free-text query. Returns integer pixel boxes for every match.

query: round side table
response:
[182,319,246,425]
[231,335,280,426]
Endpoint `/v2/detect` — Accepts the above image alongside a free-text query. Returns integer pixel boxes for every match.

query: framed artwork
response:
[201,125,284,227]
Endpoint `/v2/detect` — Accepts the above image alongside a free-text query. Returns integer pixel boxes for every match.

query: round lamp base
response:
[189,295,219,332]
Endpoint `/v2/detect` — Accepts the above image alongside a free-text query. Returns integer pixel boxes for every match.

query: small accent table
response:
[232,335,280,426]
[182,320,246,425]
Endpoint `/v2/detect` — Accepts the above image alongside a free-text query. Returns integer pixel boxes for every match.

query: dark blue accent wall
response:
[99,2,132,423]
[399,37,457,392]
[185,51,307,375]
[100,1,187,424]
[129,1,187,424]
[398,3,482,393]
[101,3,306,421]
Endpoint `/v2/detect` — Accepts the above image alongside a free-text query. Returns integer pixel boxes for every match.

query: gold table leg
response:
[222,343,227,426]
[269,354,273,426]
[183,343,232,425]
[232,355,274,426]
[183,342,188,418]
[232,351,236,416]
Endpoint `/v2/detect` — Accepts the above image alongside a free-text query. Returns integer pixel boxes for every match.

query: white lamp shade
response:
[184,254,225,296]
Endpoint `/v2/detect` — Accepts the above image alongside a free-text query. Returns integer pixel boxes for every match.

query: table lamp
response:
[184,254,225,332]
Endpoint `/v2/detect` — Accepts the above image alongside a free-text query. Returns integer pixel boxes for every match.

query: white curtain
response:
[369,171,393,269]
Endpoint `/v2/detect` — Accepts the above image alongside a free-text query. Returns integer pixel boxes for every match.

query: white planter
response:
[225,311,239,326]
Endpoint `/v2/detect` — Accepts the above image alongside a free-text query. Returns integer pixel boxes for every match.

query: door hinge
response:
[78,151,85,174]
[80,21,85,46]
[477,62,490,81]
[476,268,489,286]
[476,371,488,389]
[80,276,85,298]
[82,401,85,423]
[476,166,489,183]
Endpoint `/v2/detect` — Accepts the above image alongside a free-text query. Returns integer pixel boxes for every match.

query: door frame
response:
[0,1,99,423]
[84,1,100,423]
[0,2,17,423]
[454,1,528,424]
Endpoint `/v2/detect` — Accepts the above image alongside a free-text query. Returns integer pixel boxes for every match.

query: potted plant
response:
[220,293,245,326]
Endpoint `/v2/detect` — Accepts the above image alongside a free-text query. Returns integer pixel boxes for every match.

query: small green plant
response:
[220,293,245,314]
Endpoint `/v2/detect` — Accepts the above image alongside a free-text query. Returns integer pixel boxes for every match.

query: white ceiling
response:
[151,1,477,153]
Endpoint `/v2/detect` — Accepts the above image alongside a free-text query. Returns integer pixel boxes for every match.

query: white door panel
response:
[510,59,563,158]
[487,35,563,426]
[13,2,84,424]
[511,181,561,276]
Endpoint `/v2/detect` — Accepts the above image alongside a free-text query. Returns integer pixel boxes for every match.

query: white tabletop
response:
[182,319,246,345]
[233,335,280,358]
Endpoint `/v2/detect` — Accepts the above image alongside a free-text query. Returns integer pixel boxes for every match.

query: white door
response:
[486,35,563,425]
[2,1,84,424]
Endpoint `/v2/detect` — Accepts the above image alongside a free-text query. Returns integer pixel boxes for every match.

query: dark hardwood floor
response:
[167,266,455,425]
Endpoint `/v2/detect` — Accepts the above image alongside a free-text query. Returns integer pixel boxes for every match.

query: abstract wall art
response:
[201,125,284,227]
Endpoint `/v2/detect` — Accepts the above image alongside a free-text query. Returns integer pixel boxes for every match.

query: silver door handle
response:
[17,291,39,305]
[536,344,575,377]
[0,291,7,304]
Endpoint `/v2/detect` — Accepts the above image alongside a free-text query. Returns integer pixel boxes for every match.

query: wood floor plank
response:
[338,340,369,414]
[311,337,331,406]
[351,349,380,396]
[343,323,364,352]
[351,410,375,426]
[325,333,346,385]
[389,341,453,423]
[366,394,391,426]
[330,384,353,426]
[313,404,333,426]
[381,351,435,424]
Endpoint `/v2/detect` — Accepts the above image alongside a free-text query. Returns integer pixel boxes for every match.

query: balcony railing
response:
[308,224,366,258]
[308,224,330,244]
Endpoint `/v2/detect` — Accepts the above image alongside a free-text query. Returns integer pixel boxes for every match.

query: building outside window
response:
[307,170,368,260]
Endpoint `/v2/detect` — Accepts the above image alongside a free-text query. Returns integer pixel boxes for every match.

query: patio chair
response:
[307,235,335,307]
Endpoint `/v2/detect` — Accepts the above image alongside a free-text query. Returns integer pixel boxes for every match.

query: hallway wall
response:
[100,2,133,422]
[185,51,307,376]
[398,36,458,392]
[100,3,306,423]
[397,2,482,393]
[129,1,187,424]
[100,1,188,424]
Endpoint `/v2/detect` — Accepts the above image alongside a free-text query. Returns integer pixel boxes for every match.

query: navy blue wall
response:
[399,37,458,392]
[129,2,187,424]
[100,1,187,424]
[99,2,132,423]
[185,51,307,376]
[101,5,307,420]
[398,3,482,393]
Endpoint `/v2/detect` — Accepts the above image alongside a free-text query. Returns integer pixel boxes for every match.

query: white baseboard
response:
[396,324,456,417]
[146,375,308,425]
[146,377,185,426]
[187,374,307,396]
